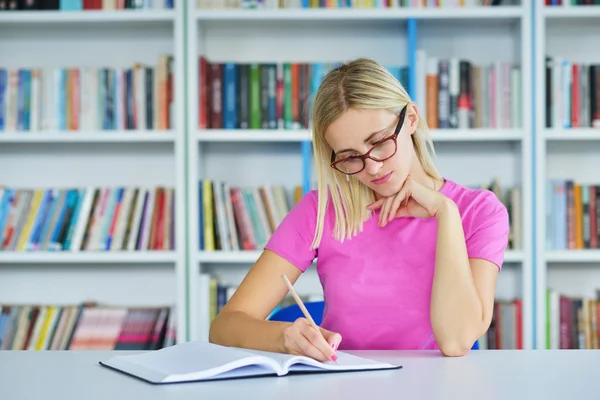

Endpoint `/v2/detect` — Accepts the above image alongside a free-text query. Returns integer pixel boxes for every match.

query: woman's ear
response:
[407,103,420,135]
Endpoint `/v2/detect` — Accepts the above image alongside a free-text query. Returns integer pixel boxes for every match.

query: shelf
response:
[0,131,175,144]
[197,130,311,142]
[198,250,523,264]
[504,251,524,264]
[195,7,523,22]
[429,129,524,142]
[0,251,177,264]
[198,251,262,263]
[196,129,523,143]
[544,6,600,20]
[545,250,600,263]
[543,129,600,141]
[0,10,176,24]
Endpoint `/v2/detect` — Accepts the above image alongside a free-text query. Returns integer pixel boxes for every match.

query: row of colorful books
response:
[545,289,600,350]
[199,53,522,133]
[0,186,174,252]
[0,0,173,11]
[199,178,522,252]
[544,57,600,130]
[417,49,522,130]
[197,0,516,9]
[546,180,600,250]
[0,303,176,351]
[0,56,174,133]
[545,0,600,6]
[199,179,301,251]
[198,58,407,131]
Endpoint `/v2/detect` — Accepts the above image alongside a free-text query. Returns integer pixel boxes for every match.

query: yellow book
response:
[203,180,214,251]
[36,306,57,350]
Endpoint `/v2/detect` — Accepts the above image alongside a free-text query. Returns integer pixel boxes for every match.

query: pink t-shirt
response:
[264,178,509,351]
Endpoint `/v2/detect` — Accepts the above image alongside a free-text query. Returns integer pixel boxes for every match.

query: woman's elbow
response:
[208,314,225,345]
[438,340,473,357]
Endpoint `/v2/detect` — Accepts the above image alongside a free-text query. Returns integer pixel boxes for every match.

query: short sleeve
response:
[264,190,319,272]
[465,191,510,270]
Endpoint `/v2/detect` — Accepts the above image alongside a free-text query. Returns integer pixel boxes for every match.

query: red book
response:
[199,57,208,129]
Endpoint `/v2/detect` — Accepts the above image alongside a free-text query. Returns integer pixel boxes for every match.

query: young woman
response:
[209,58,509,360]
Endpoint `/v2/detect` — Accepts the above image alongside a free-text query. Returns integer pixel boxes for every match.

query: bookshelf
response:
[16,0,600,352]
[534,0,600,350]
[188,2,533,351]
[0,4,188,347]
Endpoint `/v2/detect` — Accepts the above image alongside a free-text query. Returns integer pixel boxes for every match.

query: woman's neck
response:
[371,162,442,201]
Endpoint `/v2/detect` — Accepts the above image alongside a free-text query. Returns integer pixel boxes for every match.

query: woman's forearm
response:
[209,311,291,353]
[431,199,486,356]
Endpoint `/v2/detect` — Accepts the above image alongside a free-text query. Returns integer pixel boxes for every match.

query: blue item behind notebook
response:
[269,301,479,350]
[268,301,325,326]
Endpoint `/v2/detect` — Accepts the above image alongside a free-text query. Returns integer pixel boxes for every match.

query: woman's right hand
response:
[281,318,342,362]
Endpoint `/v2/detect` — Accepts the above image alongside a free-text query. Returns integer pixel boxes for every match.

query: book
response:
[99,340,401,384]
[0,55,173,133]
[0,303,175,351]
[0,185,174,252]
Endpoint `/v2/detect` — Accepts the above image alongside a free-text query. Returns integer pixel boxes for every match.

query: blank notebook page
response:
[116,341,254,376]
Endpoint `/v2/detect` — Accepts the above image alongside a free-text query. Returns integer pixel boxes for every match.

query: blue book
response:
[223,63,238,129]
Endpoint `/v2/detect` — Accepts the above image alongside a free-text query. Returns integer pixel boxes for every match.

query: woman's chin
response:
[360,173,405,197]
[370,183,402,198]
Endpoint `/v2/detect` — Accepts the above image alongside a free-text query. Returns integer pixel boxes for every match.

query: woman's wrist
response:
[434,196,458,220]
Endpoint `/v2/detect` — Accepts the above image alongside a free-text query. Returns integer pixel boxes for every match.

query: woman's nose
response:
[364,158,383,175]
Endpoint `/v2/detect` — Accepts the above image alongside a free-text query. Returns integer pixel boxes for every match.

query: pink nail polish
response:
[331,354,338,362]
[332,343,338,351]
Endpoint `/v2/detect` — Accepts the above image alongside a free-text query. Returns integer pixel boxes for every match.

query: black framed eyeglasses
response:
[330,105,408,176]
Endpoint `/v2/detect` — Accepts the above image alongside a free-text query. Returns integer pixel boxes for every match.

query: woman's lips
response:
[371,171,392,185]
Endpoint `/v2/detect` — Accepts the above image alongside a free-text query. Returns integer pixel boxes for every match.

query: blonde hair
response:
[310,57,441,249]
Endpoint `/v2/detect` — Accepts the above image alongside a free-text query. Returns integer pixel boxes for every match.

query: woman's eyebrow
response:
[335,127,387,154]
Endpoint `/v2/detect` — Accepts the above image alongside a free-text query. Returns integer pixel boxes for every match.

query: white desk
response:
[1,349,598,400]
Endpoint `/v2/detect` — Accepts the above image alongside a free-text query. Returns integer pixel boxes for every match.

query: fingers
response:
[320,328,342,351]
[378,197,391,226]
[379,190,406,227]
[299,325,336,362]
[386,190,408,225]
[366,198,384,210]
[284,319,337,362]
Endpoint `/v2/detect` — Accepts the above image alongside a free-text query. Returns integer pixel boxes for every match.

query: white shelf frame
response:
[543,5,600,19]
[533,3,600,350]
[194,7,524,22]
[0,251,176,264]
[0,131,175,143]
[545,250,600,264]
[197,250,525,265]
[188,4,534,350]
[195,128,525,143]
[0,10,176,24]
[0,5,188,344]
[543,128,600,141]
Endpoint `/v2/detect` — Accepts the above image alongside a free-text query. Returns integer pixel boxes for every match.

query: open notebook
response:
[99,341,401,384]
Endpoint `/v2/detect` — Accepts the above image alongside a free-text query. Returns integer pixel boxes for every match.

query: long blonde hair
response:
[310,58,441,249]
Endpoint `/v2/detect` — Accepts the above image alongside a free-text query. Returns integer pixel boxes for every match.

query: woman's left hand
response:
[366,175,451,226]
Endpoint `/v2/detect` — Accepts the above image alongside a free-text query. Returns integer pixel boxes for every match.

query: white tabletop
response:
[1,349,598,400]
